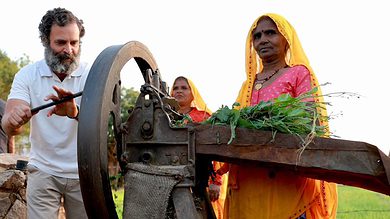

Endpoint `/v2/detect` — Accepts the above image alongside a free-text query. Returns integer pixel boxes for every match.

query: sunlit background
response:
[1,0,389,154]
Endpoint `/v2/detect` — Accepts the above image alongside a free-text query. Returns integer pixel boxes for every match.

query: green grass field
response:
[113,185,390,218]
[112,189,124,219]
[337,185,390,219]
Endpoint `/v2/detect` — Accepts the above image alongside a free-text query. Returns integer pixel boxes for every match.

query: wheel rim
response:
[77,41,158,219]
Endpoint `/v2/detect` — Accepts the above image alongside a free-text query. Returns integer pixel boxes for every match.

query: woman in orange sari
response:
[171,76,227,218]
[223,13,338,219]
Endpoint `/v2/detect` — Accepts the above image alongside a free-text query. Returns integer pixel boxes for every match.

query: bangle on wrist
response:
[67,105,79,120]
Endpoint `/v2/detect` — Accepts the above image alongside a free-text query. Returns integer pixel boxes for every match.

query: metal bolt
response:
[142,152,153,163]
[142,121,151,131]
[172,155,180,164]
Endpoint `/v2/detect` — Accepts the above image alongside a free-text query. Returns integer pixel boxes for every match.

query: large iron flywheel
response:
[77,41,159,219]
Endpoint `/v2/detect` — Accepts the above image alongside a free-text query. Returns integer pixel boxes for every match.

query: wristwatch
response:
[67,105,79,120]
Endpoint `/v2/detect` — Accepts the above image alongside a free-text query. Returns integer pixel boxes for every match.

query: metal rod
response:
[31,91,83,113]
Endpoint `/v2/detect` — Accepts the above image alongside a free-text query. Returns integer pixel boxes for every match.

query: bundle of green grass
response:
[203,87,328,145]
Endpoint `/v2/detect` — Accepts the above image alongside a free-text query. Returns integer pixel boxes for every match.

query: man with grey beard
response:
[1,8,89,219]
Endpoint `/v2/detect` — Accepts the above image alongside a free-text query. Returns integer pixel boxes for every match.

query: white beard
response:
[44,46,81,75]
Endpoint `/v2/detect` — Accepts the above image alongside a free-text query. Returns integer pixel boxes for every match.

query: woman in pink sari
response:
[222,13,338,219]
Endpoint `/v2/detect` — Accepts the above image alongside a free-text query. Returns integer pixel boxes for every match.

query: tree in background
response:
[0,50,31,154]
[107,87,140,141]
[0,50,30,100]
[120,86,139,120]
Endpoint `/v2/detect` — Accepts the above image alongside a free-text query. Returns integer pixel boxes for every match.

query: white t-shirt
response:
[8,60,90,178]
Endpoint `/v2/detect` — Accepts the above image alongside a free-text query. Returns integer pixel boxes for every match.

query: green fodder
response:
[337,185,390,219]
[113,188,124,219]
[203,88,329,146]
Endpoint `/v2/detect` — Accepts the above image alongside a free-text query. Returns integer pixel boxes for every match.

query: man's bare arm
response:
[1,99,31,136]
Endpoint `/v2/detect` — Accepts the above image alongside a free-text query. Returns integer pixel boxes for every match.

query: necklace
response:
[254,66,286,90]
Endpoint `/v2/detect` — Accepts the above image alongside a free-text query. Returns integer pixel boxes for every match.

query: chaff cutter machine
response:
[77,41,390,219]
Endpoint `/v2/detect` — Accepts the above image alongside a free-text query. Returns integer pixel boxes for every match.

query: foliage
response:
[112,188,124,219]
[107,87,140,142]
[0,50,30,100]
[171,114,193,128]
[120,86,139,119]
[0,50,31,152]
[203,87,327,145]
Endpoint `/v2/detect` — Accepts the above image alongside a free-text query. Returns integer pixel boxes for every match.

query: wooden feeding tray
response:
[195,124,390,196]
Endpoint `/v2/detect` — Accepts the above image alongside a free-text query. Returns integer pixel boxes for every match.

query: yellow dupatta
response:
[235,13,329,131]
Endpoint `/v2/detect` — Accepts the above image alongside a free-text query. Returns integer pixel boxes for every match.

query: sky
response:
[1,0,390,154]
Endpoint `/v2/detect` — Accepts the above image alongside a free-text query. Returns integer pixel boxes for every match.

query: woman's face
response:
[252,17,288,62]
[172,78,194,107]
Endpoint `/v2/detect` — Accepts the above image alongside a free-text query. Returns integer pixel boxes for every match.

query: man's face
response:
[45,22,81,75]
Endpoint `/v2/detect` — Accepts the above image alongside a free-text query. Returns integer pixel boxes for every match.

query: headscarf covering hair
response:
[235,13,329,131]
[171,76,213,115]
